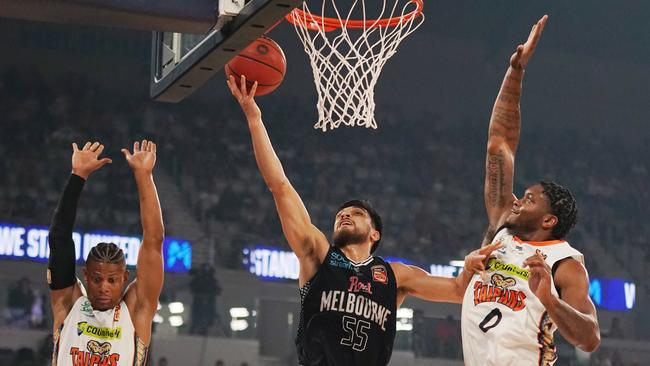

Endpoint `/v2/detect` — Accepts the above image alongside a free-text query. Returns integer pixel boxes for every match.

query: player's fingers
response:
[240,74,248,96]
[90,141,100,152]
[227,76,240,96]
[141,139,148,151]
[72,142,79,152]
[479,242,502,255]
[133,141,139,153]
[83,142,92,150]
[96,144,105,156]
[121,148,132,158]
[99,158,112,166]
[250,81,258,97]
[152,142,157,153]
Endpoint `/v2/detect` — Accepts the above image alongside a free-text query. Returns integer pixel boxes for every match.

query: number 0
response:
[478,308,502,333]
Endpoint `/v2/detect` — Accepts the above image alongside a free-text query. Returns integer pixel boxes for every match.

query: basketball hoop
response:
[287,0,424,131]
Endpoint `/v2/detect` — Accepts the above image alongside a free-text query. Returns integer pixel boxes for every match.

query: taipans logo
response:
[70,340,120,365]
[329,251,352,269]
[77,322,123,340]
[80,299,95,317]
[490,273,516,288]
[473,273,526,311]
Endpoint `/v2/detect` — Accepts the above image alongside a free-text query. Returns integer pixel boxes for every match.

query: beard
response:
[332,226,369,247]
[503,212,539,237]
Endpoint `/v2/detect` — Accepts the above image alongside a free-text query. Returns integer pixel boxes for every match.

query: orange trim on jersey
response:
[513,236,564,247]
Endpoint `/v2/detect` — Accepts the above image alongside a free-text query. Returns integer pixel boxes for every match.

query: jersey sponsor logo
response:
[371,265,387,284]
[77,322,123,340]
[348,276,373,294]
[487,258,530,281]
[320,290,392,331]
[80,299,95,317]
[472,275,527,312]
[329,252,352,269]
[70,340,120,366]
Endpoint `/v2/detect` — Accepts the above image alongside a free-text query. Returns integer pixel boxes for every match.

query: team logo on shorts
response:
[371,265,388,284]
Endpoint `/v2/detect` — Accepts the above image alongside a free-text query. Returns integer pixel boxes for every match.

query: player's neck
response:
[339,244,372,263]
[511,228,552,242]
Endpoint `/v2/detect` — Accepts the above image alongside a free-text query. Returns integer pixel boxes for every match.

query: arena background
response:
[0,1,649,365]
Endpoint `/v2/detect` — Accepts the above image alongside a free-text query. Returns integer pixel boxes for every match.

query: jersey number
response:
[479,308,503,333]
[340,315,370,352]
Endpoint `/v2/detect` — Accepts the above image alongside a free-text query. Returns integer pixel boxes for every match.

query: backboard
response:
[150,0,302,103]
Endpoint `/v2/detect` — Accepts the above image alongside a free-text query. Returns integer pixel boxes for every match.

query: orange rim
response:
[286,0,423,32]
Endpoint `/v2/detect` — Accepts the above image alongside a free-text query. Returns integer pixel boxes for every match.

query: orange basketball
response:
[225,36,286,96]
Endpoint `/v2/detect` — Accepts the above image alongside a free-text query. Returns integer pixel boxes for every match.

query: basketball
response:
[225,36,286,96]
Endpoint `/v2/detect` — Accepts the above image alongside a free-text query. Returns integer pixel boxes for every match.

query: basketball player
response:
[461,15,600,365]
[227,75,500,365]
[48,140,164,365]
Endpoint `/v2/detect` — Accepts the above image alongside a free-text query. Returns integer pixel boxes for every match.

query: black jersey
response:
[296,246,397,366]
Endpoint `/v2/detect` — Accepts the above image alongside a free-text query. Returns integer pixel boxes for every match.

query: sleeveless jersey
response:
[53,296,148,366]
[296,246,397,366]
[461,229,584,366]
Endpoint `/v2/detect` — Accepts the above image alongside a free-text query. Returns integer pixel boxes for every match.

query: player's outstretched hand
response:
[121,140,157,174]
[523,250,553,305]
[464,242,503,280]
[510,15,548,70]
[71,141,112,180]
[227,74,261,121]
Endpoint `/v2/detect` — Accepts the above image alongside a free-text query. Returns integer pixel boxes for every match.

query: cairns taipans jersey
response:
[461,228,583,366]
[53,296,148,366]
[296,246,397,366]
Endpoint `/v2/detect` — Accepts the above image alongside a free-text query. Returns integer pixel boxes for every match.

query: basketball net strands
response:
[286,0,424,131]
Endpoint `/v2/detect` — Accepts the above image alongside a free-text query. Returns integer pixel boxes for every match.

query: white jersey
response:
[53,296,148,366]
[461,229,583,366]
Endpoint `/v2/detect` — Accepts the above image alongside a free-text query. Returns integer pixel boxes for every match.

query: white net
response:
[289,0,424,131]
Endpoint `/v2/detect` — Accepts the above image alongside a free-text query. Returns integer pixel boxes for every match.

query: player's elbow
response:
[578,323,601,353]
[486,138,509,155]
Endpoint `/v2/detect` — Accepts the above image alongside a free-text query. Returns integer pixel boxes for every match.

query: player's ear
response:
[370,229,380,243]
[542,214,558,231]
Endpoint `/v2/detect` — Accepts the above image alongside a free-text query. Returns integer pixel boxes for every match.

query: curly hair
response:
[86,242,125,266]
[540,181,578,239]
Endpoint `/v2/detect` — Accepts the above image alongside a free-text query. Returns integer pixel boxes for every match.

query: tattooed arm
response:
[482,15,548,246]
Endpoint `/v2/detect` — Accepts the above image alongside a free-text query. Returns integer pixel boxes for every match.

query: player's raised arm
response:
[49,142,112,331]
[227,75,329,285]
[392,243,502,306]
[483,15,548,245]
[122,140,164,344]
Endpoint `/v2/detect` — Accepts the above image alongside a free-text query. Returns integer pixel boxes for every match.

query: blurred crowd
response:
[1,68,648,275]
